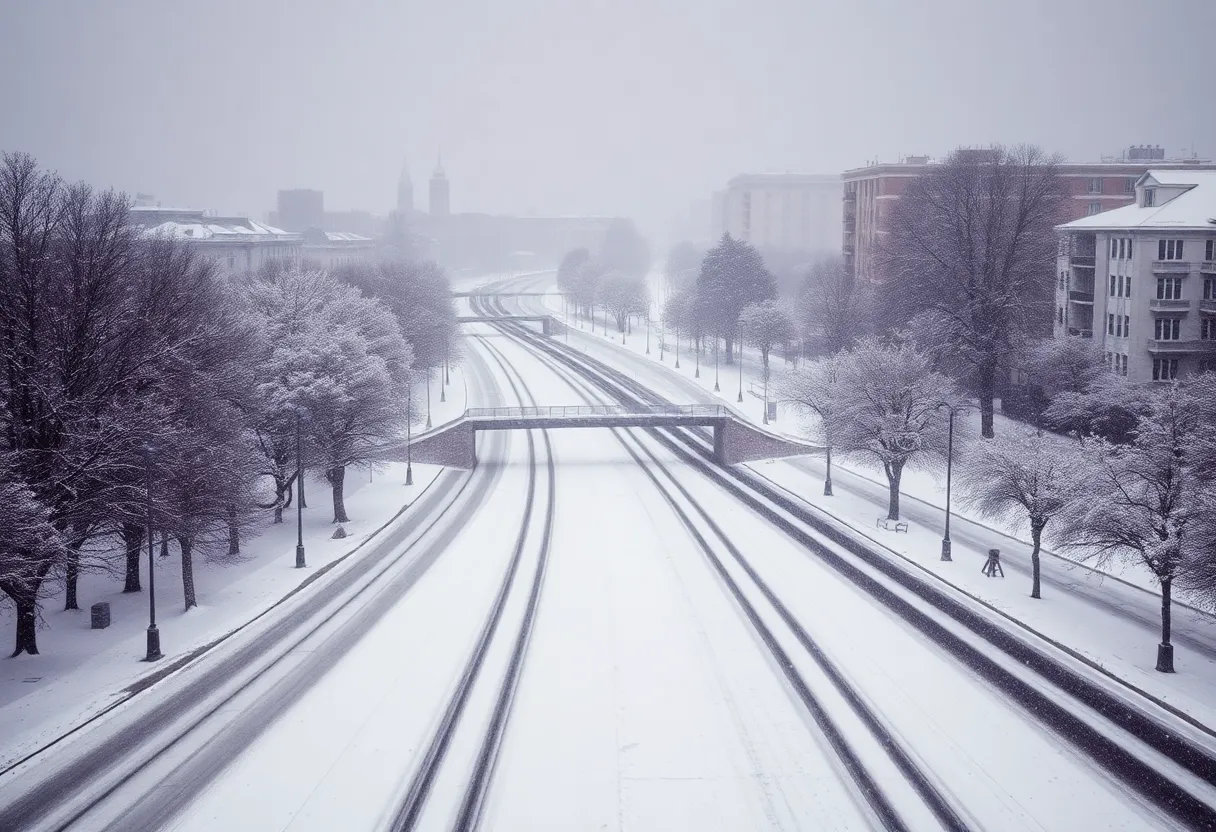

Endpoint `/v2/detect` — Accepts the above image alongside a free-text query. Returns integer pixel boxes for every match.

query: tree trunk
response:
[824,446,833,496]
[884,459,904,520]
[64,548,79,611]
[328,465,349,523]
[159,531,170,559]
[1157,577,1175,672]
[180,536,197,611]
[227,505,240,557]
[725,335,734,363]
[12,593,38,657]
[979,359,996,439]
[1029,522,1044,599]
[122,522,143,592]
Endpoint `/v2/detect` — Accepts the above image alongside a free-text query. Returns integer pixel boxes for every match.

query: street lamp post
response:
[140,444,162,662]
[426,366,433,429]
[762,364,770,424]
[737,324,744,403]
[936,403,957,562]
[674,325,680,368]
[713,336,720,392]
[645,312,650,355]
[295,414,306,568]
[406,382,414,486]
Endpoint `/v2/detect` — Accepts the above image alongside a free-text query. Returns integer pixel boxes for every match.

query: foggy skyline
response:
[2,0,1214,238]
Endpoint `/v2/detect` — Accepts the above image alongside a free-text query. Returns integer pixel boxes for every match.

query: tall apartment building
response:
[711,173,841,254]
[1055,170,1216,383]
[842,147,1216,283]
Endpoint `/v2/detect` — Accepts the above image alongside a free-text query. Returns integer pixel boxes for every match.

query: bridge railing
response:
[465,404,727,419]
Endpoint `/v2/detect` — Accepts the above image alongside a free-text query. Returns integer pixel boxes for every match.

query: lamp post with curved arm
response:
[936,402,959,562]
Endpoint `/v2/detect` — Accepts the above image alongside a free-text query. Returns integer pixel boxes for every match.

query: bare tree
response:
[1054,383,1215,672]
[956,428,1077,598]
[832,339,960,520]
[777,353,847,495]
[879,145,1064,438]
[796,256,871,356]
[598,272,647,333]
[739,300,793,377]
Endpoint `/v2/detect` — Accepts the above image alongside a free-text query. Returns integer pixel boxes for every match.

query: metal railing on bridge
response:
[464,404,727,419]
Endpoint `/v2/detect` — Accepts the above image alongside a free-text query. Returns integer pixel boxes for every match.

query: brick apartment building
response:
[841,146,1216,283]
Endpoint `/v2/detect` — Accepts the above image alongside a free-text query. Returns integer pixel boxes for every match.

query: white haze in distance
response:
[1,0,1212,241]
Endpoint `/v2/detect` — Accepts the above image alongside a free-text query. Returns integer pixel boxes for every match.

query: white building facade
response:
[301,229,376,271]
[712,173,841,254]
[131,206,302,274]
[1055,170,1216,383]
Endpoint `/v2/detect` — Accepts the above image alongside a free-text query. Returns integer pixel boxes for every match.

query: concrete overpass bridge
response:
[378,405,820,469]
[451,290,560,299]
[455,314,559,336]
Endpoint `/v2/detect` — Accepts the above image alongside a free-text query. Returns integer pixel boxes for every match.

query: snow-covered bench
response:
[876,517,909,533]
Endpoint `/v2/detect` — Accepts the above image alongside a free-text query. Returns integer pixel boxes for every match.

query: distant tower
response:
[397,159,413,213]
[429,155,450,218]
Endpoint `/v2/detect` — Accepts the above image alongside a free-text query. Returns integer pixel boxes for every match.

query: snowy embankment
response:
[524,275,1216,733]
[0,366,472,770]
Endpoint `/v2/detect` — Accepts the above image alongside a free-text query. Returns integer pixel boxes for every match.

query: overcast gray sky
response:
[2,0,1213,239]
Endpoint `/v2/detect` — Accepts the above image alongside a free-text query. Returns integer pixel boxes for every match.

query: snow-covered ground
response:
[0,363,474,770]
[131,329,1181,831]
[2,277,1211,831]
[518,275,1216,732]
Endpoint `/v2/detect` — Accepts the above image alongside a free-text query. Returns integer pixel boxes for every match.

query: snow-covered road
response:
[2,284,1206,830]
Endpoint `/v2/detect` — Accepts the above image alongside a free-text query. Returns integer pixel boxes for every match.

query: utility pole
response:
[295,414,307,568]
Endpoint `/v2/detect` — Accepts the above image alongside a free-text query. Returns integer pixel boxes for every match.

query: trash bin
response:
[91,602,111,630]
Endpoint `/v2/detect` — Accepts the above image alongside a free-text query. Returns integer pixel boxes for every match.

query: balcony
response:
[1067,327,1093,338]
[1202,261,1216,274]
[1201,298,1216,313]
[1146,338,1216,354]
[1068,290,1094,304]
[1149,298,1191,312]
[1152,260,1191,273]
[1069,255,1096,268]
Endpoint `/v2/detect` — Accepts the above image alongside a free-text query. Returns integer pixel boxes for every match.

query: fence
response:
[464,404,727,419]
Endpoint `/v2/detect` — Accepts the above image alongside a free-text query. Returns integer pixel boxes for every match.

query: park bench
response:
[876,517,909,533]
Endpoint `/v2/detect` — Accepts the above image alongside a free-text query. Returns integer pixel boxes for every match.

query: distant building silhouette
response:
[276,188,324,231]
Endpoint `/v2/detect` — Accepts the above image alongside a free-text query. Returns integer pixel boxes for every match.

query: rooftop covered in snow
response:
[1058,170,1216,232]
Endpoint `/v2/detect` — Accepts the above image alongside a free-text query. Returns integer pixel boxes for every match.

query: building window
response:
[1152,358,1178,381]
[1125,315,1130,335]
[1089,178,1103,194]
[1144,189,1156,208]
[1155,318,1181,340]
[1203,318,1216,340]
[1205,277,1216,300]
[1088,202,1102,216]
[1158,239,1184,260]
[1121,354,1128,376]
[1157,276,1183,300]
[1110,238,1118,258]
[1125,177,1136,194]
[1109,274,1117,296]
[1127,239,1133,259]
[1207,239,1215,262]
[1107,313,1115,335]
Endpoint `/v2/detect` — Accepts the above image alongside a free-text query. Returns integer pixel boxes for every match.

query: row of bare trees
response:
[780,337,1216,672]
[0,152,457,656]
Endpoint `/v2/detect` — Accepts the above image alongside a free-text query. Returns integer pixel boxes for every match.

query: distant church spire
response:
[397,157,413,213]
